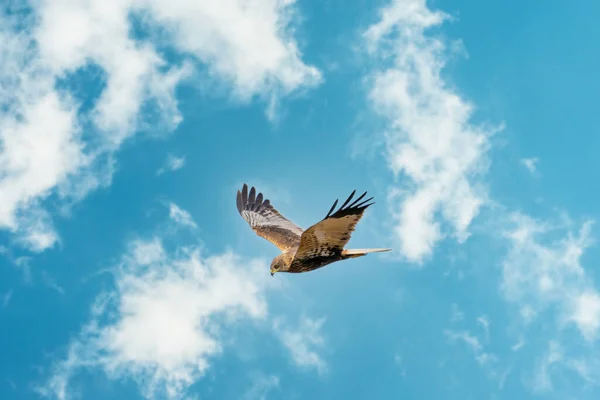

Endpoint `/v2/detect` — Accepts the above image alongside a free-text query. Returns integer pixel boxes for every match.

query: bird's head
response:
[270,255,285,276]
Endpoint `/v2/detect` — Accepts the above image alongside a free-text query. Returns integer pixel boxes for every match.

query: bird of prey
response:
[236,184,390,275]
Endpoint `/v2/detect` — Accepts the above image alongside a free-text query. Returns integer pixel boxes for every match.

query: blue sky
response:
[1,0,600,399]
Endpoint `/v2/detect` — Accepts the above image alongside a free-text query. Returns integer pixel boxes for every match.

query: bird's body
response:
[270,249,350,274]
[236,183,390,275]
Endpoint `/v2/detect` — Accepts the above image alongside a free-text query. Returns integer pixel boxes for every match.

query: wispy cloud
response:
[273,316,327,375]
[445,329,482,353]
[444,307,509,386]
[566,357,600,387]
[13,208,62,253]
[450,303,465,322]
[14,256,33,284]
[501,213,599,339]
[501,212,600,391]
[511,337,525,352]
[394,353,407,377]
[520,157,540,175]
[157,154,186,176]
[528,339,600,394]
[476,315,490,342]
[41,271,65,295]
[168,203,197,229]
[2,290,12,308]
[444,329,497,366]
[243,374,280,400]
[532,341,563,392]
[363,0,499,263]
[0,0,320,252]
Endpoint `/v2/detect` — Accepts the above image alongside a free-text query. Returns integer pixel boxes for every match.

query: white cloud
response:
[136,0,322,102]
[39,238,272,400]
[364,0,498,263]
[157,154,186,175]
[168,203,197,229]
[570,291,600,342]
[273,316,327,375]
[1,0,319,251]
[14,208,61,252]
[0,15,85,251]
[520,157,539,175]
[130,237,166,266]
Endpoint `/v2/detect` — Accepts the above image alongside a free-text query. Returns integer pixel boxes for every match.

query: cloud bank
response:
[0,0,320,252]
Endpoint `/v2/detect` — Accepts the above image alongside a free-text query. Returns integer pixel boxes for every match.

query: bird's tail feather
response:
[342,248,391,258]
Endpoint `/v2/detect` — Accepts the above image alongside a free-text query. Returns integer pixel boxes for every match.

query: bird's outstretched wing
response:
[237,184,303,252]
[292,190,374,262]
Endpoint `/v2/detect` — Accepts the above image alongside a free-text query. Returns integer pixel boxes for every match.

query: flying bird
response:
[236,184,391,275]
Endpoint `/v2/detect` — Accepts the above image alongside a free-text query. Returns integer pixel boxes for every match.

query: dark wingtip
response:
[355,196,374,209]
[242,184,248,205]
[236,190,243,213]
[325,199,339,219]
[325,190,375,219]
[238,184,270,213]
[339,189,356,211]
[348,191,368,208]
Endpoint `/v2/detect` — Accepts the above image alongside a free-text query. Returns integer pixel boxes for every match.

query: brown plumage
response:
[236,183,391,275]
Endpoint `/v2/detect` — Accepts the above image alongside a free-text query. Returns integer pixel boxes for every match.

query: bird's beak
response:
[270,271,274,277]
